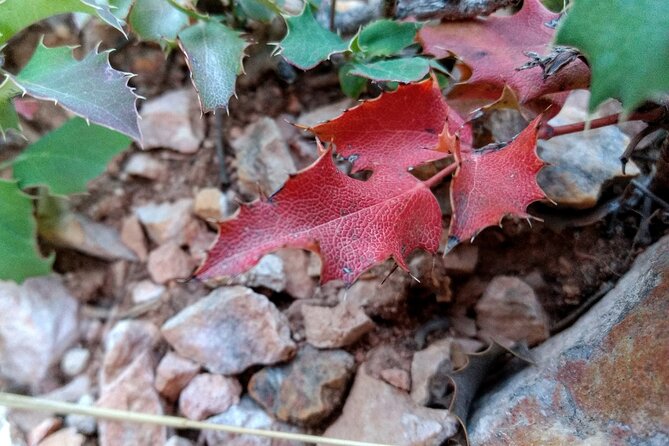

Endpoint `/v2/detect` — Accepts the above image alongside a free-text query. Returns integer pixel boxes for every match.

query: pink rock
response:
[134,199,195,246]
[147,242,195,284]
[179,374,242,421]
[276,249,316,299]
[302,301,375,348]
[120,215,148,261]
[100,320,161,387]
[124,152,167,180]
[380,368,411,392]
[38,427,84,446]
[154,352,200,401]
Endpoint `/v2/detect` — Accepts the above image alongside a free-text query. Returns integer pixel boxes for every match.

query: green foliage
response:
[4,42,141,140]
[0,180,53,283]
[11,118,131,196]
[0,0,125,45]
[339,63,368,98]
[236,0,276,22]
[179,21,248,112]
[349,58,431,83]
[128,0,189,41]
[353,20,420,57]
[0,78,21,137]
[556,0,669,113]
[278,7,348,70]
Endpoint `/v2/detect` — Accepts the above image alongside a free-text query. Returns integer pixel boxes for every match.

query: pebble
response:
[120,215,148,261]
[302,300,375,348]
[276,249,316,299]
[179,374,242,421]
[65,394,96,435]
[60,347,90,377]
[134,198,195,246]
[193,187,231,222]
[147,242,195,284]
[124,152,167,180]
[231,253,287,292]
[154,352,200,401]
[162,286,296,375]
[296,99,354,128]
[130,280,166,304]
[38,427,84,446]
[410,338,464,406]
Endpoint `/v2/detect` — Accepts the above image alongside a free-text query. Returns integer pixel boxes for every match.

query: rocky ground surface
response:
[1,13,668,446]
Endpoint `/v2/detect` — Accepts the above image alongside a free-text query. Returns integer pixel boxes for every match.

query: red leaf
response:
[418,0,589,107]
[310,78,473,177]
[446,115,546,250]
[196,147,442,285]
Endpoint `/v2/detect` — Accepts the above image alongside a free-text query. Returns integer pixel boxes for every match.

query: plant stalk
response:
[424,162,457,188]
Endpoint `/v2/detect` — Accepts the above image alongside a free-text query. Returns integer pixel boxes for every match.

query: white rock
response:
[124,153,167,180]
[60,348,90,377]
[134,198,195,245]
[179,374,242,421]
[302,301,375,348]
[100,320,161,387]
[131,280,166,304]
[233,254,286,292]
[65,394,96,435]
[147,242,195,284]
[193,188,231,222]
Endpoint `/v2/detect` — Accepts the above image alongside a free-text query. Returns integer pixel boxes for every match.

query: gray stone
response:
[231,117,297,197]
[468,235,669,445]
[231,254,287,292]
[538,92,639,209]
[411,338,463,406]
[162,286,296,375]
[320,364,459,446]
[0,276,79,387]
[60,347,90,377]
[65,394,96,435]
[249,345,355,426]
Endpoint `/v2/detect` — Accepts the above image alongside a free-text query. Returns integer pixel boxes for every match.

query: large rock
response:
[0,276,78,387]
[162,286,296,375]
[249,345,355,426]
[538,91,639,208]
[231,117,297,197]
[468,236,669,445]
[140,88,204,154]
[320,364,459,446]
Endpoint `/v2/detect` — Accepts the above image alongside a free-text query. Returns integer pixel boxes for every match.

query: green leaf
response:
[349,57,431,83]
[178,21,248,112]
[128,0,189,41]
[278,6,348,70]
[355,19,420,57]
[0,77,21,138]
[108,0,134,19]
[236,0,276,22]
[338,63,367,98]
[11,118,130,196]
[0,180,53,283]
[5,42,141,141]
[0,0,125,45]
[555,0,669,113]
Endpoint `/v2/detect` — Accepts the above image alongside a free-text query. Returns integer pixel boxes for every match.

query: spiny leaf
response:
[446,116,546,250]
[0,180,53,283]
[11,118,131,196]
[338,63,367,98]
[348,58,431,83]
[310,77,472,178]
[108,0,134,19]
[278,6,348,70]
[178,21,248,112]
[196,147,443,285]
[555,0,669,113]
[129,0,189,41]
[418,0,589,108]
[237,0,276,22]
[354,19,421,57]
[0,77,22,138]
[0,0,125,45]
[5,42,141,141]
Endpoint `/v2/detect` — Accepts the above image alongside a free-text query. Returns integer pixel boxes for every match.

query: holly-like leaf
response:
[0,180,53,283]
[555,0,669,113]
[349,58,431,83]
[0,77,22,138]
[196,147,442,285]
[11,118,131,196]
[446,116,546,250]
[418,0,589,106]
[0,0,125,45]
[338,63,367,98]
[128,0,189,41]
[354,19,421,57]
[310,77,472,178]
[5,42,141,141]
[178,21,248,112]
[237,0,277,22]
[277,6,348,70]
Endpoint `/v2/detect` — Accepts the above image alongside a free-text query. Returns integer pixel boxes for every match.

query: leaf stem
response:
[538,106,666,140]
[165,0,209,21]
[423,162,457,188]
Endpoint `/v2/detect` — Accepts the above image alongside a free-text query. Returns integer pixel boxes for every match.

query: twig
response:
[396,0,519,20]
[0,393,395,446]
[631,179,669,211]
[423,162,457,188]
[214,111,231,187]
[329,0,337,31]
[550,282,614,334]
[383,0,398,18]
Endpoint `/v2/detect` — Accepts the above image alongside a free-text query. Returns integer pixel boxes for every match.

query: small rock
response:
[411,338,464,406]
[162,286,296,374]
[134,199,195,245]
[60,347,90,377]
[441,244,479,275]
[147,242,195,284]
[248,345,355,426]
[409,253,453,302]
[38,427,84,446]
[380,368,411,392]
[65,394,96,435]
[0,409,10,446]
[154,352,200,401]
[475,276,550,346]
[131,280,166,304]
[193,188,231,222]
[28,417,61,445]
[321,364,459,446]
[538,91,639,208]
[346,266,412,318]
[179,374,242,421]
[140,88,204,154]
[468,236,669,445]
[120,215,148,261]
[205,397,305,446]
[124,152,167,180]
[231,117,297,197]
[100,320,161,387]
[297,99,354,128]
[0,276,78,387]
[98,352,166,446]
[302,301,375,348]
[232,254,286,292]
[165,436,194,446]
[276,249,316,299]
